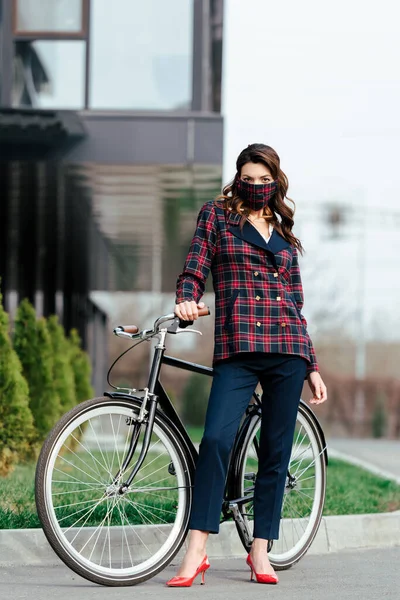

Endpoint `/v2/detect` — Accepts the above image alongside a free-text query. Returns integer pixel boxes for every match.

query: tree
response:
[68,329,94,403]
[0,291,35,475]
[13,300,61,441]
[47,315,76,415]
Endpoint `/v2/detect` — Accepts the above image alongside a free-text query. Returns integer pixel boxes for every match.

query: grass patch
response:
[1,457,400,529]
[324,458,400,515]
[0,463,39,528]
[186,426,204,443]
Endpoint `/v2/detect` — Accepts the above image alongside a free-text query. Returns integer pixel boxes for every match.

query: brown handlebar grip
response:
[197,306,211,317]
[118,325,139,334]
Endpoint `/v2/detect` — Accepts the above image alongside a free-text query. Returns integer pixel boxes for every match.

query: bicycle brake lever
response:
[176,328,202,335]
[167,317,202,335]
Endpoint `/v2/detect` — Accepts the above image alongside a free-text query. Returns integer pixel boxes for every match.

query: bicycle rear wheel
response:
[233,402,326,569]
[35,396,193,586]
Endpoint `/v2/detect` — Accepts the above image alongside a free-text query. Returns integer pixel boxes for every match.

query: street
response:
[1,547,399,600]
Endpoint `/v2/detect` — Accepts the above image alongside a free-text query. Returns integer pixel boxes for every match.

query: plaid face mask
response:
[235,177,277,211]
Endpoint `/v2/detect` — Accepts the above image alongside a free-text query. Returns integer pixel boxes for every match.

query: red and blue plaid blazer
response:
[175,200,319,376]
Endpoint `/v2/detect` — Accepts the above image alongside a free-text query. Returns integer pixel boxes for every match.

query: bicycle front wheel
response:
[35,396,193,586]
[233,402,327,569]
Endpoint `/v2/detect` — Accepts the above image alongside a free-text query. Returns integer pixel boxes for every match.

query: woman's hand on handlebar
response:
[175,301,205,321]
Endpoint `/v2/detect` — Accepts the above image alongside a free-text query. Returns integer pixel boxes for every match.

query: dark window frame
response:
[3,0,222,114]
[10,0,91,108]
[12,0,89,39]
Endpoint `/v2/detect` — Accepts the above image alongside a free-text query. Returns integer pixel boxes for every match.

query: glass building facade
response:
[0,0,224,392]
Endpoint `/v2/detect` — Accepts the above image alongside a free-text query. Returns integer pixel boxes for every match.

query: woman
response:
[167,143,328,587]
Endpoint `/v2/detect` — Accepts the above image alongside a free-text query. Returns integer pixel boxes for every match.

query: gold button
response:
[254,271,259,276]
[256,321,261,327]
[276,296,281,301]
[256,295,261,301]
[273,272,278,278]
[281,322,286,327]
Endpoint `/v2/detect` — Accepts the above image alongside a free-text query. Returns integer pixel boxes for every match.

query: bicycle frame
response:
[104,333,328,500]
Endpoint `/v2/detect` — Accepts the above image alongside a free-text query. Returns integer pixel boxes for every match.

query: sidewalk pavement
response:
[1,548,399,600]
[327,438,400,484]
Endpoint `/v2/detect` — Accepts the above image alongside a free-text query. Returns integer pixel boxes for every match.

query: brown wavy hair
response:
[215,143,303,253]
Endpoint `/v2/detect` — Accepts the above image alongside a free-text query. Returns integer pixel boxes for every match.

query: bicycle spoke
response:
[293,446,325,480]
[122,495,168,540]
[127,498,177,518]
[57,455,105,486]
[119,499,153,556]
[296,488,315,502]
[115,502,134,568]
[130,489,181,503]
[109,414,121,476]
[52,478,104,488]
[69,432,114,480]
[55,497,105,511]
[52,487,103,497]
[296,474,317,484]
[61,494,107,529]
[87,513,108,562]
[77,496,116,550]
[286,507,306,544]
[122,495,171,526]
[61,444,108,483]
[292,424,304,455]
[127,461,169,487]
[289,443,312,469]
[94,418,113,475]
[291,428,308,461]
[107,498,112,569]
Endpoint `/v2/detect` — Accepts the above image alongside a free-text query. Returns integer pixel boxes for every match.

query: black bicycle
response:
[35,308,328,586]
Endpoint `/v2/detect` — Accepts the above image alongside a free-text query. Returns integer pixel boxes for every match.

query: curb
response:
[1,512,399,567]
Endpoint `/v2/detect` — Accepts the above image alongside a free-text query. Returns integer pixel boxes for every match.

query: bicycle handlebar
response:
[114,306,211,340]
[194,306,211,318]
[118,325,139,334]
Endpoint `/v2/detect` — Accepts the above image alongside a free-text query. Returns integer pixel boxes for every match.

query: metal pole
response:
[353,202,367,435]
[0,0,13,106]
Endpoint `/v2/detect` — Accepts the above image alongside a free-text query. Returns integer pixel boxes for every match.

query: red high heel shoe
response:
[166,555,210,587]
[246,554,279,584]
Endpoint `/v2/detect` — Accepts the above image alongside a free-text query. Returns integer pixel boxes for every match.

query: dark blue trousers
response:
[189,352,308,540]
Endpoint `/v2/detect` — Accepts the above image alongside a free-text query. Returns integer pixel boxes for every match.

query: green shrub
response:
[181,373,211,427]
[372,390,387,438]
[47,315,76,415]
[0,292,35,475]
[68,329,94,403]
[13,300,61,442]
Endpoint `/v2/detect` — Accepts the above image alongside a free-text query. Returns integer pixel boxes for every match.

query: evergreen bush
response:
[68,329,94,403]
[47,315,76,415]
[13,300,61,442]
[0,292,35,475]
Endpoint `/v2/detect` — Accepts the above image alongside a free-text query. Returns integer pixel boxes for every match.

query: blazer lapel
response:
[267,228,292,254]
[226,210,291,255]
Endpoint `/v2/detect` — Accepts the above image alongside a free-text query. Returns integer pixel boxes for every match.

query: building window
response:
[89,0,194,110]
[12,41,86,108]
[13,0,88,37]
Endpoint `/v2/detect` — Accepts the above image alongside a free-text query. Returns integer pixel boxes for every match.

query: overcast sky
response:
[222,0,400,341]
